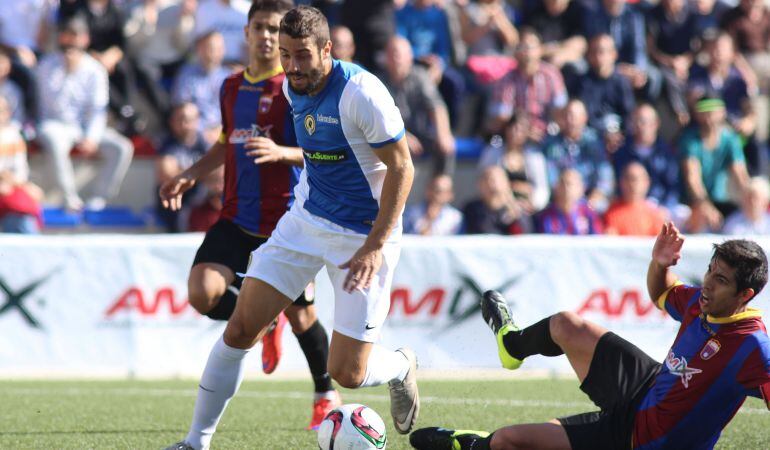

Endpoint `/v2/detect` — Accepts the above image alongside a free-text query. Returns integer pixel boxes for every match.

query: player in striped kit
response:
[159,0,339,435]
[411,222,770,450]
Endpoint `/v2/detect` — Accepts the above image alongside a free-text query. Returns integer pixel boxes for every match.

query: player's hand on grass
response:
[652,222,685,268]
[159,175,196,211]
[339,244,383,293]
[245,137,286,164]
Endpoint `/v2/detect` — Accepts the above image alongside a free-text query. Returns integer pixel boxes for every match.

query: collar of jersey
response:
[706,307,762,324]
[244,66,283,84]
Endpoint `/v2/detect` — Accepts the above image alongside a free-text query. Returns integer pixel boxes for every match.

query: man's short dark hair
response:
[712,240,768,300]
[517,26,541,44]
[248,0,294,23]
[279,6,330,50]
[59,14,89,35]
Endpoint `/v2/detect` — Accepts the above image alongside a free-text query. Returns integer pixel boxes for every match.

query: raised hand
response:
[652,222,685,268]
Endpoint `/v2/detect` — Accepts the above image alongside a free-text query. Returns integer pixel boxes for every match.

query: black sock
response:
[295,320,333,393]
[204,288,237,320]
[502,316,563,359]
[457,433,492,450]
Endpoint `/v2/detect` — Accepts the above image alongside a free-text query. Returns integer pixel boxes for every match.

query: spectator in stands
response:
[172,31,230,145]
[404,173,463,235]
[463,165,529,234]
[583,0,660,100]
[61,0,144,135]
[541,99,614,211]
[194,0,249,64]
[340,0,399,71]
[520,0,587,69]
[680,97,750,232]
[721,0,770,95]
[604,162,666,236]
[692,0,731,37]
[486,27,567,140]
[566,34,635,135]
[381,36,455,175]
[478,113,549,212]
[36,16,134,212]
[124,0,199,120]
[395,0,466,126]
[457,0,518,57]
[0,50,25,126]
[722,176,770,235]
[156,102,207,232]
[646,0,697,127]
[330,25,356,63]
[613,104,681,212]
[535,168,603,235]
[0,95,41,233]
[0,0,52,130]
[688,31,763,175]
[187,164,224,232]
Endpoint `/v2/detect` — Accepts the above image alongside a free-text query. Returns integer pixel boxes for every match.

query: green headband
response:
[695,98,725,113]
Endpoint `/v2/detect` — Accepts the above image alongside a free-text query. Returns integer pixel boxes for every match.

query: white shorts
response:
[245,205,401,342]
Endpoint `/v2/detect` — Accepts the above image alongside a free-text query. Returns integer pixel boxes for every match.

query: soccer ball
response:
[317,403,387,450]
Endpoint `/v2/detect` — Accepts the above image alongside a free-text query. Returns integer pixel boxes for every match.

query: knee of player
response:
[187,286,216,314]
[329,365,365,389]
[490,426,526,448]
[284,305,317,333]
[222,319,259,349]
[549,311,583,343]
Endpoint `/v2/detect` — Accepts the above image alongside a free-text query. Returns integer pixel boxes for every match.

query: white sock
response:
[185,336,249,449]
[358,345,410,387]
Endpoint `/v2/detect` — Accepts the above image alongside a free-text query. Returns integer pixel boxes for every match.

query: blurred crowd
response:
[1,0,770,237]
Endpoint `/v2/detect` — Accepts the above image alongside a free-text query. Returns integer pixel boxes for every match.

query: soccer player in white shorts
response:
[166,6,419,450]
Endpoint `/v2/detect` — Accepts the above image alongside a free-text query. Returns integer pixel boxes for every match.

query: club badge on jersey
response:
[699,339,721,361]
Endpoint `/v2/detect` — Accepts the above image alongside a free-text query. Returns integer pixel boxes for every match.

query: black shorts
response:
[558,332,661,450]
[192,218,314,306]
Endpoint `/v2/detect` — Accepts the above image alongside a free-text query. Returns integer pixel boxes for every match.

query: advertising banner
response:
[1,234,767,376]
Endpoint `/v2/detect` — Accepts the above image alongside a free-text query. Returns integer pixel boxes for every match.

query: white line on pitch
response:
[2,387,767,416]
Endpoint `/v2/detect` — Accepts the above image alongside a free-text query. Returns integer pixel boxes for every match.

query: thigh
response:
[192,219,263,283]
[326,242,400,342]
[244,212,325,301]
[579,332,660,412]
[558,412,623,450]
[224,276,292,349]
[38,121,79,152]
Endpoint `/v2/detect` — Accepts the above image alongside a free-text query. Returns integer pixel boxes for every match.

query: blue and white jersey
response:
[283,60,406,237]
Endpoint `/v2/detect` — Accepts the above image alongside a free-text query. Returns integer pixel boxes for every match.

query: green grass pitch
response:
[0,379,767,449]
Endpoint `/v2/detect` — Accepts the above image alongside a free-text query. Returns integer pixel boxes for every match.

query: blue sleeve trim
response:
[370,129,405,148]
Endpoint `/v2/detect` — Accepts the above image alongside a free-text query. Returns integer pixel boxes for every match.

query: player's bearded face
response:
[287,63,325,95]
[280,36,329,95]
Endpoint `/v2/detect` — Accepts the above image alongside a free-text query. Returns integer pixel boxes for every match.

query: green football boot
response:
[410,427,491,450]
[480,290,522,370]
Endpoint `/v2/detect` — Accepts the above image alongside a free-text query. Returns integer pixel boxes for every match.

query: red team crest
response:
[699,339,721,360]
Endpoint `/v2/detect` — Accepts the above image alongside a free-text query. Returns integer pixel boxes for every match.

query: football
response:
[317,403,387,450]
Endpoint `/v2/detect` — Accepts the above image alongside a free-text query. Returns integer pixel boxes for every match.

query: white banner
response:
[0,234,768,377]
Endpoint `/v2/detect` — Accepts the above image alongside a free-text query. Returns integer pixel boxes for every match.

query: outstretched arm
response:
[159,141,226,211]
[648,222,685,308]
